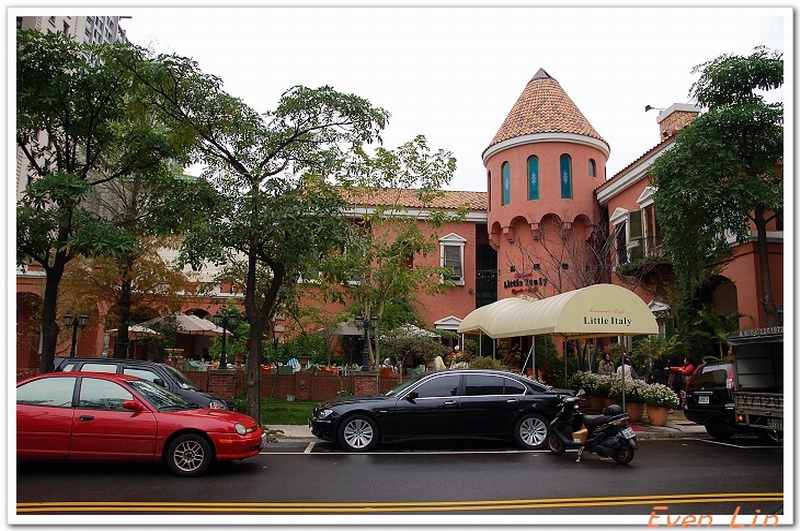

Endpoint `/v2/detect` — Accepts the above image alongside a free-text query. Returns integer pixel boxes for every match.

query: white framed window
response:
[439,233,467,285]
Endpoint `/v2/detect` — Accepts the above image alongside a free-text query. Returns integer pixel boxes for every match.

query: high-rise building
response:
[16,15,128,45]
[15,16,130,197]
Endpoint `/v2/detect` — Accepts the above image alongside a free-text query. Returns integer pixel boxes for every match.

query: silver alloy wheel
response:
[342,417,375,450]
[518,415,548,448]
[172,438,207,473]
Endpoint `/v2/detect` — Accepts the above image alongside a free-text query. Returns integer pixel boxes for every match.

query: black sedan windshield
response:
[129,380,196,411]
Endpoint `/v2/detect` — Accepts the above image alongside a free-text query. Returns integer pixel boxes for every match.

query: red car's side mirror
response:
[122,399,145,412]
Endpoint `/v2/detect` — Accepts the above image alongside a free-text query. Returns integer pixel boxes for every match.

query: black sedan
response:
[309,369,572,451]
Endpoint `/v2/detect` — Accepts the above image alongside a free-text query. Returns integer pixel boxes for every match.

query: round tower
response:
[483,68,610,299]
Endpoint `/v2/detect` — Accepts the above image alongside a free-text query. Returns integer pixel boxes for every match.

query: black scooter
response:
[547,395,637,464]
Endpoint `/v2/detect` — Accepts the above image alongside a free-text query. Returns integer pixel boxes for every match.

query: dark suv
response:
[683,360,744,441]
[54,357,236,411]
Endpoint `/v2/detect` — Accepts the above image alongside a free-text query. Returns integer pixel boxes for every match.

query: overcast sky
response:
[45,4,795,191]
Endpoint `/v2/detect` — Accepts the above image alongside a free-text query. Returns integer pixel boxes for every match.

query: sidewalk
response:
[265,409,706,442]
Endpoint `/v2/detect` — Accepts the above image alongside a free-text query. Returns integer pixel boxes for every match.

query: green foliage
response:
[467,356,504,370]
[238,396,317,426]
[630,335,680,379]
[378,327,449,365]
[317,135,460,365]
[650,46,783,335]
[111,43,395,422]
[692,307,744,357]
[17,31,185,372]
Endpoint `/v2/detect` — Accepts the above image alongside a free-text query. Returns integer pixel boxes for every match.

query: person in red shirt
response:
[668,357,696,405]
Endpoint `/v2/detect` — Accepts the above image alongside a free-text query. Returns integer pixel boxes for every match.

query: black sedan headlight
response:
[316,408,335,420]
[208,399,228,410]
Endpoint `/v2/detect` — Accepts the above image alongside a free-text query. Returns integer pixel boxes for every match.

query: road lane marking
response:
[17,492,783,514]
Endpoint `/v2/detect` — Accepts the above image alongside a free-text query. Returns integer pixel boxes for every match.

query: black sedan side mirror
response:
[405,391,419,402]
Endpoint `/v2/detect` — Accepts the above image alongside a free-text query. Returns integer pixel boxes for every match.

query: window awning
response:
[457,284,659,339]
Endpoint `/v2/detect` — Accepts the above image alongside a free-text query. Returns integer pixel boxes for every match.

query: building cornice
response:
[482,132,610,163]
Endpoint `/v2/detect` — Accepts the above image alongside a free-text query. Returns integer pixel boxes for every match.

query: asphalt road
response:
[15,436,785,526]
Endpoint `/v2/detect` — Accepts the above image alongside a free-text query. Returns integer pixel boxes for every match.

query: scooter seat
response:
[581,414,609,431]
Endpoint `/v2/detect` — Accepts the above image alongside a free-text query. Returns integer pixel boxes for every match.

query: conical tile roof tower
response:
[484,68,609,299]
[485,68,608,154]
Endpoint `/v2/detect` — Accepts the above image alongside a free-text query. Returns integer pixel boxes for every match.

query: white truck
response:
[729,326,783,444]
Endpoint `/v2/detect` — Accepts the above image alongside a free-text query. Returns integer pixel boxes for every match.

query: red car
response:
[17,372,265,476]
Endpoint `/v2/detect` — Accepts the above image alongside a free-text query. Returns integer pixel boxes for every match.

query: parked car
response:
[683,360,741,440]
[17,372,265,476]
[309,369,572,452]
[54,357,236,411]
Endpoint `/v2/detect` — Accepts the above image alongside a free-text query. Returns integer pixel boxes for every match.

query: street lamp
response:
[212,311,239,370]
[355,314,379,371]
[62,312,89,358]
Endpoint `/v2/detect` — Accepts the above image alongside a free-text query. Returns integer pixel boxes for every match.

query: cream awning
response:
[457,284,659,339]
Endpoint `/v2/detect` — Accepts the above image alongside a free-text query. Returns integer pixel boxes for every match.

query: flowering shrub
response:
[644,383,679,408]
[609,377,647,403]
[568,371,598,394]
[593,374,614,397]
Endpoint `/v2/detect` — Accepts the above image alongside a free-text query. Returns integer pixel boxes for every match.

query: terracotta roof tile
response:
[342,188,487,211]
[486,68,608,152]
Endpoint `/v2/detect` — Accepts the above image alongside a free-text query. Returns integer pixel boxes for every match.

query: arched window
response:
[501,162,511,205]
[527,156,539,200]
[560,154,572,199]
[588,158,596,177]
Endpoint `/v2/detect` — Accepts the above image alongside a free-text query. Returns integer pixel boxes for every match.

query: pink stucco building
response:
[16,68,783,369]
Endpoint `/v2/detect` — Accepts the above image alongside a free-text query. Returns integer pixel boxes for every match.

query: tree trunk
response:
[38,251,68,373]
[114,261,134,358]
[753,209,780,326]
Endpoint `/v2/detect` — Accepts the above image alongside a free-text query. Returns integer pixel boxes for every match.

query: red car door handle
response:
[78,415,94,422]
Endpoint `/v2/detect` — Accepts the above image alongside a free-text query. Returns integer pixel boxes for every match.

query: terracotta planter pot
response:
[588,394,606,411]
[647,405,670,426]
[625,402,645,423]
[604,397,616,408]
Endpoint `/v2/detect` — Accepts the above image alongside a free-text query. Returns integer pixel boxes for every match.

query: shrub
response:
[568,371,597,394]
[609,377,647,403]
[644,382,679,408]
[468,356,504,370]
[593,374,614,398]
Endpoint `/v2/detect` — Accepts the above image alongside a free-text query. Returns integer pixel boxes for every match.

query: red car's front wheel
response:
[166,434,213,477]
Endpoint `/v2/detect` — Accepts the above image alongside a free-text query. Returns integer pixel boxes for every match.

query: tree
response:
[113,47,390,423]
[86,166,216,357]
[320,136,460,365]
[650,46,783,334]
[59,236,205,357]
[16,31,181,372]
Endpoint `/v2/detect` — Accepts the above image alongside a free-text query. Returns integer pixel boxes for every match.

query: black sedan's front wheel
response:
[338,414,379,452]
[513,413,549,450]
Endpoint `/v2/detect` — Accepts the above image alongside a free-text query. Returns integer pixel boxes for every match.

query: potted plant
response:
[593,374,614,407]
[610,378,646,422]
[644,382,679,426]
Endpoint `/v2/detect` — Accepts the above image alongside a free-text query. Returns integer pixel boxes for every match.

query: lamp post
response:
[62,312,89,358]
[212,311,239,370]
[355,314,378,371]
